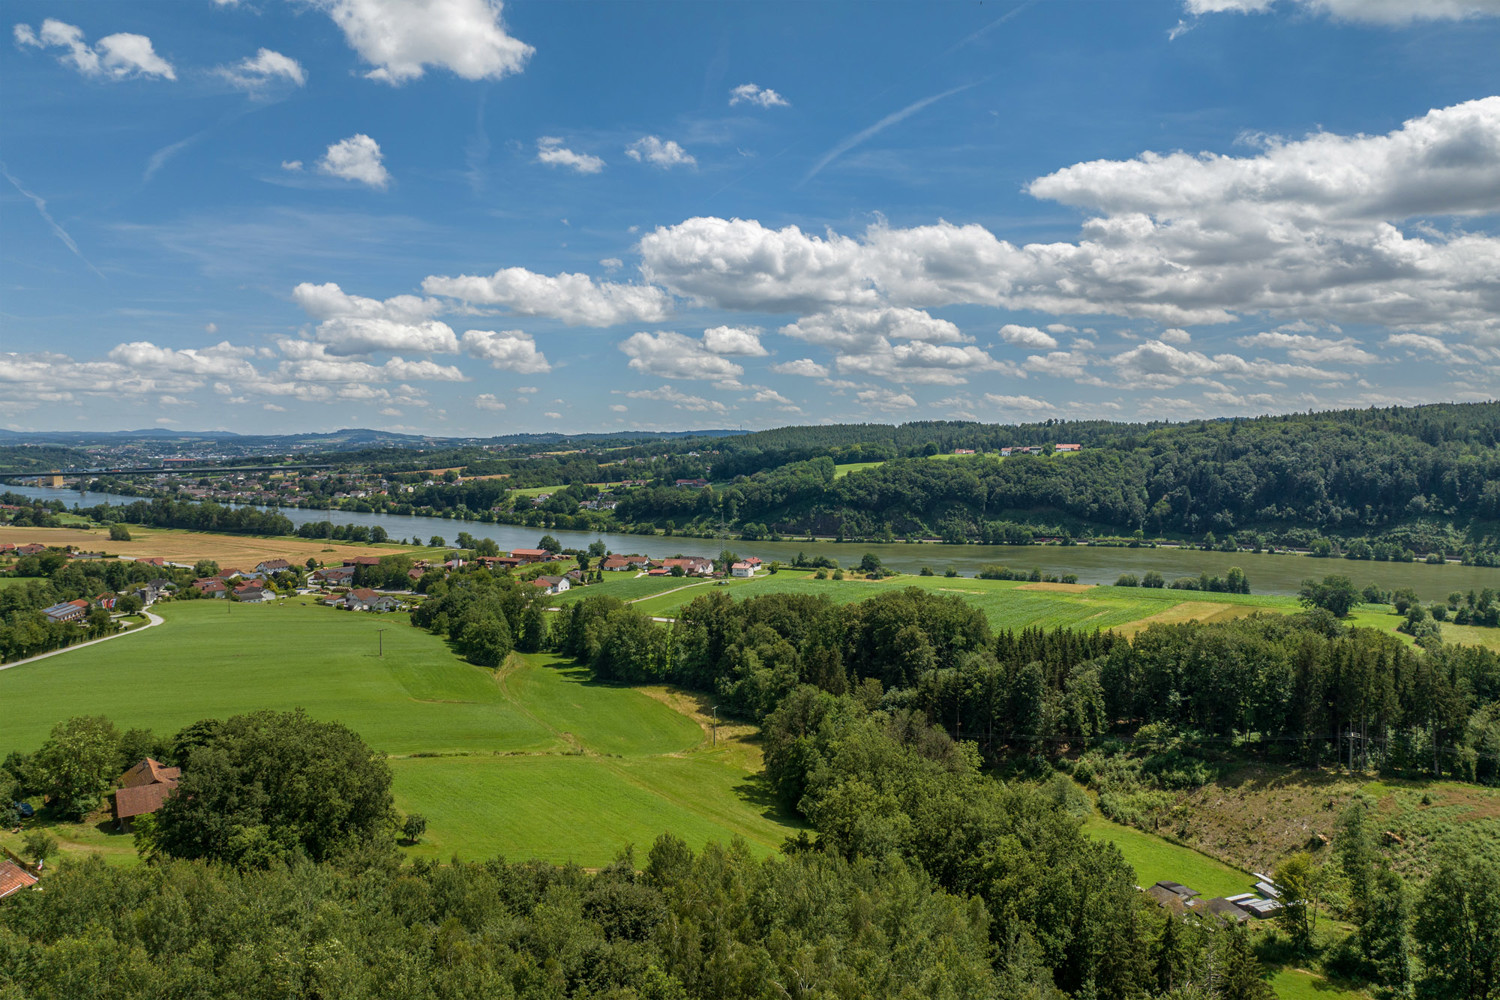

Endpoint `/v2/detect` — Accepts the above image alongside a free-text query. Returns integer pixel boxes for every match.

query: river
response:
[6,484,1499,601]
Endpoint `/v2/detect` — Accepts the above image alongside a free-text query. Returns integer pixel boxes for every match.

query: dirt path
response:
[0,610,165,672]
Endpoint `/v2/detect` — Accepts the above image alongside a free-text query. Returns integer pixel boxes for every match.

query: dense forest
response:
[614,406,1500,556]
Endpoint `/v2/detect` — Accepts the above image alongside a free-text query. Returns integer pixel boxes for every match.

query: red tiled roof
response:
[0,860,39,899]
[349,588,380,601]
[115,781,177,820]
[120,758,181,789]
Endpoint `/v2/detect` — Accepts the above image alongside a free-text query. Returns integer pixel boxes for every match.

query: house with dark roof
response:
[40,600,88,623]
[602,554,651,571]
[532,575,571,595]
[113,758,180,831]
[256,558,293,575]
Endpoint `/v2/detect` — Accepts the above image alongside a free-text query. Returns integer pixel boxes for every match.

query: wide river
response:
[7,483,1499,601]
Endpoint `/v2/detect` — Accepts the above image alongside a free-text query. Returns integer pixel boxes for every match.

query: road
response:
[0,610,165,673]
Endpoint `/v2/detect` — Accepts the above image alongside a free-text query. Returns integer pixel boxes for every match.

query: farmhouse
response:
[17,544,45,556]
[730,562,754,578]
[659,557,713,576]
[193,578,227,598]
[509,548,552,563]
[256,558,292,575]
[953,448,975,455]
[602,554,650,571]
[532,575,571,595]
[1055,443,1081,453]
[233,582,273,603]
[343,556,382,568]
[40,600,88,624]
[312,566,355,587]
[113,757,180,831]
[345,588,399,612]
[675,478,709,488]
[0,860,39,900]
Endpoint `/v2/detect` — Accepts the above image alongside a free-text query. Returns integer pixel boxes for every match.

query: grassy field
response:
[550,572,707,606]
[1082,814,1253,898]
[0,600,799,866]
[606,570,1300,630]
[0,523,423,567]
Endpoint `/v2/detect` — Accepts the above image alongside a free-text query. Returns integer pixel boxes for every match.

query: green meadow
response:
[578,569,1299,631]
[1081,814,1253,899]
[0,600,799,867]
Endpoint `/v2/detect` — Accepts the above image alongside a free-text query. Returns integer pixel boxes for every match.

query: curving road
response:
[0,610,165,673]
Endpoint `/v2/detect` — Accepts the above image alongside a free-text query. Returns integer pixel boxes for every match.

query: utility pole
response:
[711,704,718,747]
[376,627,388,658]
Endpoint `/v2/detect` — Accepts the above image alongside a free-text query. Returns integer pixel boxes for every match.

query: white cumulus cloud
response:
[215,48,306,91]
[536,136,604,174]
[291,282,456,354]
[422,267,670,326]
[461,329,551,373]
[701,325,768,356]
[15,20,175,80]
[626,136,696,168]
[311,0,532,84]
[317,134,390,189]
[730,83,789,108]
[618,331,744,381]
[474,393,506,411]
[999,324,1059,350]
[771,359,830,378]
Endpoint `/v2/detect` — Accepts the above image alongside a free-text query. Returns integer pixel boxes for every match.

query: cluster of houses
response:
[1146,876,1284,924]
[599,553,760,578]
[997,443,1081,457]
[189,558,291,603]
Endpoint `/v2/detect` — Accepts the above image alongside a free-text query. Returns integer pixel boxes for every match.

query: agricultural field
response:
[550,572,705,606]
[0,523,422,567]
[602,570,1299,630]
[0,600,798,868]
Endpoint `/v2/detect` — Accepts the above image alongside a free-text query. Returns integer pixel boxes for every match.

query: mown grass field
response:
[550,572,704,606]
[0,600,799,867]
[0,523,422,567]
[1082,814,1253,898]
[579,570,1301,631]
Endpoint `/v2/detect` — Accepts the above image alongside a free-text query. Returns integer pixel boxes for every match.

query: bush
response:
[1116,574,1139,587]
[108,523,131,542]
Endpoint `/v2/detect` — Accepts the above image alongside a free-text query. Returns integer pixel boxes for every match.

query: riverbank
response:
[6,484,1500,600]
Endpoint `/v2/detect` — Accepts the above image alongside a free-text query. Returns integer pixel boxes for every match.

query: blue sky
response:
[3,0,1498,435]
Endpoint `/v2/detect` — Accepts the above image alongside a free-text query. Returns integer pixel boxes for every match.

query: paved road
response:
[0,610,164,673]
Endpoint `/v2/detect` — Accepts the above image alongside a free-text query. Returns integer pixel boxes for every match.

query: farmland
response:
[563,568,1299,630]
[0,600,798,867]
[0,523,422,568]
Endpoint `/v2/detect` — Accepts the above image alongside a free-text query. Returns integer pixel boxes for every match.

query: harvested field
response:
[0,524,421,567]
